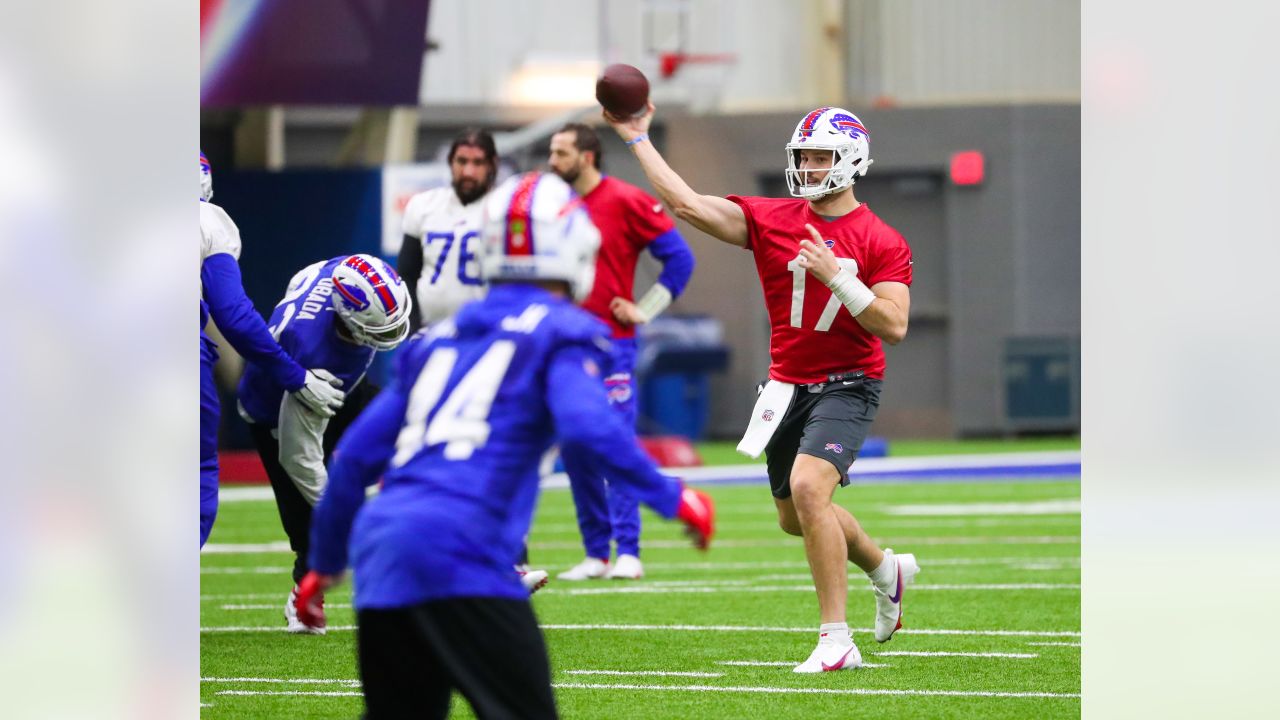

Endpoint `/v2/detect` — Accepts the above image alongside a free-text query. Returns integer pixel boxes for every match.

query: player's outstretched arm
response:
[603,103,748,248]
[202,253,308,390]
[547,344,715,548]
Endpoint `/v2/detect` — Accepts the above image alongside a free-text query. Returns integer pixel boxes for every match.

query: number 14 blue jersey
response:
[309,283,683,608]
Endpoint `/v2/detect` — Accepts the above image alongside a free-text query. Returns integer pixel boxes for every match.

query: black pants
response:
[357,598,558,720]
[248,380,380,585]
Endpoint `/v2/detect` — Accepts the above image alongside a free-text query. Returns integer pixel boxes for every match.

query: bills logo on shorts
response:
[762,409,775,421]
[605,373,632,404]
[825,442,844,454]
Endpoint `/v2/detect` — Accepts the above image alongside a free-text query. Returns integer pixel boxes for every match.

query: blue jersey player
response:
[199,151,345,547]
[295,172,715,719]
[238,253,412,633]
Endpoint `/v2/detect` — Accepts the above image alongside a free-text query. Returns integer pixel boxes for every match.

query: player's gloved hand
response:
[294,369,345,418]
[676,486,715,550]
[294,570,342,630]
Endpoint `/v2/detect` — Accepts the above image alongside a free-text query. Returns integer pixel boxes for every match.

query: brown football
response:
[595,63,650,117]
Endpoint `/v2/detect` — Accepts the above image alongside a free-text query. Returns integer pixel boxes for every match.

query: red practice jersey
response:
[727,196,912,383]
[580,176,676,338]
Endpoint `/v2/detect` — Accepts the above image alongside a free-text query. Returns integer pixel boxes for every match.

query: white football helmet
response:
[329,254,413,350]
[784,107,873,199]
[480,172,601,301]
[200,151,213,202]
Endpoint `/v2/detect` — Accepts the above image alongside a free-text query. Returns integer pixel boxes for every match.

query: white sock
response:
[819,622,852,645]
[868,550,897,591]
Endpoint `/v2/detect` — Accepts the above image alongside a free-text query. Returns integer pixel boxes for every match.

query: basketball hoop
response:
[658,52,737,79]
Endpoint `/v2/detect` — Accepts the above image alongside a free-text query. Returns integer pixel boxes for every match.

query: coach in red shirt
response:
[548,123,696,582]
[602,104,920,673]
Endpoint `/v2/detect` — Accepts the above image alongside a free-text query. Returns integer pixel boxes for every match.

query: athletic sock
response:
[868,551,897,592]
[819,622,852,645]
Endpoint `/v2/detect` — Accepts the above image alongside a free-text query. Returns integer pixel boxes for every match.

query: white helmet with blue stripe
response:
[479,172,601,301]
[329,254,413,350]
[200,151,214,202]
[784,107,873,199]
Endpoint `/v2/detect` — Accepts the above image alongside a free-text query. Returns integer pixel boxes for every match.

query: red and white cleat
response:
[872,549,920,643]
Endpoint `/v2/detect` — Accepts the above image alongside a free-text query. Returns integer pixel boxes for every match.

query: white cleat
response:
[604,554,644,580]
[793,636,863,673]
[557,557,610,581]
[285,586,325,635]
[519,569,549,594]
[872,549,920,643]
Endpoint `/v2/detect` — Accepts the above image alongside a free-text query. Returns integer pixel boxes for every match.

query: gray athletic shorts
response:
[763,376,883,499]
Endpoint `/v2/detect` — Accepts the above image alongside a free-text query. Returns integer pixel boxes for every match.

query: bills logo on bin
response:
[825,442,844,454]
[762,409,775,421]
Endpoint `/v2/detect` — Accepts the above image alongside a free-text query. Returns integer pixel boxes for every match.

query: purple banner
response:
[201,0,431,107]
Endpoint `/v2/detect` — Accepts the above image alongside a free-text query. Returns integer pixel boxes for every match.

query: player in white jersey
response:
[395,130,549,593]
[199,151,345,546]
[397,129,497,331]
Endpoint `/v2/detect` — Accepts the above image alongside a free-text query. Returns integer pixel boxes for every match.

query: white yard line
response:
[201,625,358,633]
[202,542,292,554]
[1028,642,1082,647]
[217,690,363,697]
[718,661,889,668]
[201,566,291,574]
[877,651,1038,659]
[552,682,1079,699]
[565,670,724,678]
[199,622,1080,638]
[203,677,359,685]
[210,682,1077,701]
[530,536,1078,550]
[885,500,1081,516]
[221,603,353,610]
[637,556,1078,571]
[552,583,1078,596]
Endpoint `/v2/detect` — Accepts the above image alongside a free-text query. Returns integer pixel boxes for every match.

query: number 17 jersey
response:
[402,187,488,325]
[727,196,912,384]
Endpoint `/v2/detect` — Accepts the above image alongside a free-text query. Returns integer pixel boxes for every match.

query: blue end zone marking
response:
[539,451,1080,489]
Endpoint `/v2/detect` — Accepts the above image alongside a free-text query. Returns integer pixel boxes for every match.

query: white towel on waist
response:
[736,380,797,459]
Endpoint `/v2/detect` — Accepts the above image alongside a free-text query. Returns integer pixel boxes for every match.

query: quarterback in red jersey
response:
[548,123,695,582]
[603,104,919,673]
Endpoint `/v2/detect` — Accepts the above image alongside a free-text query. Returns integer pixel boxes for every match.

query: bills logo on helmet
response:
[334,278,370,311]
[795,106,832,143]
[825,442,844,454]
[828,113,868,140]
[338,255,400,314]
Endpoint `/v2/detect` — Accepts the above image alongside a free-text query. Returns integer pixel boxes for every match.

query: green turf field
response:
[201,473,1080,718]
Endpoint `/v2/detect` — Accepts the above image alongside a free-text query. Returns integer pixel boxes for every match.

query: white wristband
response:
[825,268,876,317]
[634,283,673,322]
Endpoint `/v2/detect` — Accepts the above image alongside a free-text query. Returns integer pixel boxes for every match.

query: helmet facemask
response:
[784,144,869,199]
[336,311,411,351]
